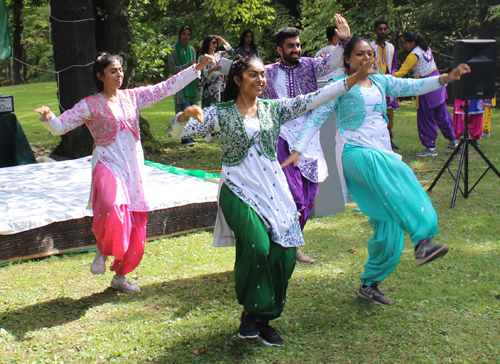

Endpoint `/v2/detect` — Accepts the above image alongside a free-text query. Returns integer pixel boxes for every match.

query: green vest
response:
[216,99,281,166]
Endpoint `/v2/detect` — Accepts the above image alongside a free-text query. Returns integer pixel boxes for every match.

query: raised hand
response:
[183,105,204,124]
[34,105,53,120]
[334,14,351,41]
[281,150,301,168]
[442,63,471,83]
[196,54,217,71]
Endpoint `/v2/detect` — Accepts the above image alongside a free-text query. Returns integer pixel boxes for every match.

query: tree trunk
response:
[11,0,25,85]
[50,0,96,159]
[93,0,158,154]
[93,0,135,88]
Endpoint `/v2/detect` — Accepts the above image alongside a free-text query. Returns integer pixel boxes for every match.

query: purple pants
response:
[277,137,318,229]
[416,73,456,148]
[417,95,456,148]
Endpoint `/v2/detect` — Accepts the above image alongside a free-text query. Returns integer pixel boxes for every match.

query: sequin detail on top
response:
[410,47,437,78]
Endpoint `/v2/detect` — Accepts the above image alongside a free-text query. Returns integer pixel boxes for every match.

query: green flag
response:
[0,0,11,61]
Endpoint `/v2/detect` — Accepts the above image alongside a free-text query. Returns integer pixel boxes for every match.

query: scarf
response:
[174,40,197,102]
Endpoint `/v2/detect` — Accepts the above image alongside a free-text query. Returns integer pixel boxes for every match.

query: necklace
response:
[358,78,371,87]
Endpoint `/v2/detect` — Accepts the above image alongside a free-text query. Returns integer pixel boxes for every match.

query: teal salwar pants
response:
[342,144,438,286]
[219,184,297,321]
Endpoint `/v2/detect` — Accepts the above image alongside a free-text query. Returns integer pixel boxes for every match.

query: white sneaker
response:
[110,275,141,294]
[482,132,491,138]
[90,250,107,275]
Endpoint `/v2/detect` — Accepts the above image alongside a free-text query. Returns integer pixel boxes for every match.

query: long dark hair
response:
[222,55,263,102]
[92,52,123,92]
[200,35,218,56]
[402,31,429,51]
[343,36,370,70]
[238,29,257,49]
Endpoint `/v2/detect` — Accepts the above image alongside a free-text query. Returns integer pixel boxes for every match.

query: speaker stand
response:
[427,101,500,207]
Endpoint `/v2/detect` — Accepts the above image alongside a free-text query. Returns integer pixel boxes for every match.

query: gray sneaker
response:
[447,140,459,149]
[358,284,393,305]
[415,239,448,266]
[110,275,141,294]
[416,148,438,157]
[90,250,107,275]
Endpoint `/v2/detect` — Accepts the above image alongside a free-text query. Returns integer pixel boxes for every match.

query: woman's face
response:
[98,60,123,92]
[244,32,253,45]
[236,60,266,98]
[403,39,416,52]
[210,38,219,53]
[345,41,374,73]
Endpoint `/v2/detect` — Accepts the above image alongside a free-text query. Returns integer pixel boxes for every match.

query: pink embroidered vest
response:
[85,90,141,146]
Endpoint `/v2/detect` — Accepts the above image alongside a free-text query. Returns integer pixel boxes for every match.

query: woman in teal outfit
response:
[283,37,470,306]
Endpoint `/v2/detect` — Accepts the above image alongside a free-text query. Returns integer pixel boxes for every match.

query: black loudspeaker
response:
[452,39,496,100]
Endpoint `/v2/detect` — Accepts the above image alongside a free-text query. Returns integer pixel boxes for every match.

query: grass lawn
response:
[1,82,500,363]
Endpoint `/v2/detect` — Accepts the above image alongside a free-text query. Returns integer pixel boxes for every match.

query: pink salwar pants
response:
[91,162,148,276]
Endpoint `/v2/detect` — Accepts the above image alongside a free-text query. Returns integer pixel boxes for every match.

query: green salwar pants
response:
[342,144,438,286]
[219,184,297,321]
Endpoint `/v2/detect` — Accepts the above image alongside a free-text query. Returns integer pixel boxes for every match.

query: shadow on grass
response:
[1,270,235,342]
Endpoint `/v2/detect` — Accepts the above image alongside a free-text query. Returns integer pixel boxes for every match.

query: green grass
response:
[1,82,500,363]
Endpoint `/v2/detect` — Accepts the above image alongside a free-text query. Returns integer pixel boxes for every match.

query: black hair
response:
[238,29,258,49]
[274,27,300,48]
[93,52,123,92]
[178,25,191,36]
[342,36,370,70]
[326,25,337,42]
[402,31,429,51]
[222,55,263,102]
[374,20,388,30]
[200,35,218,56]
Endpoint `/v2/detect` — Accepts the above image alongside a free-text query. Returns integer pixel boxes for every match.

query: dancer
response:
[197,35,234,108]
[167,55,375,345]
[284,37,470,305]
[394,31,458,157]
[234,29,260,57]
[482,96,496,138]
[169,25,199,147]
[370,19,399,150]
[35,52,216,294]
[263,14,351,264]
[452,99,484,141]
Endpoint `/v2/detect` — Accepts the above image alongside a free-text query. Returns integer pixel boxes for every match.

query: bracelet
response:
[338,37,351,48]
[343,78,349,91]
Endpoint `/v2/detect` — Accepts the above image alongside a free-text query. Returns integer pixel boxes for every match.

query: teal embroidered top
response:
[293,74,443,154]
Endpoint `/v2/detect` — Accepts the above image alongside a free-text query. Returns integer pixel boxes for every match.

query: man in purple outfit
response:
[263,14,350,263]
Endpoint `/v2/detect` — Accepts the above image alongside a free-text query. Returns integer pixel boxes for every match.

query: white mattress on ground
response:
[0,157,218,235]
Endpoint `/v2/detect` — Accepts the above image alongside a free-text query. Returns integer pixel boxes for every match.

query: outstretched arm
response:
[167,104,218,139]
[278,58,378,124]
[387,63,471,97]
[34,100,90,136]
[393,53,418,77]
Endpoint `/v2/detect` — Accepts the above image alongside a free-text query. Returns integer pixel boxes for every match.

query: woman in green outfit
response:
[167,55,375,346]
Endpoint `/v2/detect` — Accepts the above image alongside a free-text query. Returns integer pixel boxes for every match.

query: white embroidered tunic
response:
[167,79,349,247]
[41,66,200,212]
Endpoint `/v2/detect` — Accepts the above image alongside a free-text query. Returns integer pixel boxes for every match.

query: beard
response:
[283,50,301,65]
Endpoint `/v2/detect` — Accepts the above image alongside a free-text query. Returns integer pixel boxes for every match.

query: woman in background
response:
[234,29,261,57]
[394,32,458,157]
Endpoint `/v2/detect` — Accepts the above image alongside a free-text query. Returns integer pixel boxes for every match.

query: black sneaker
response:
[357,284,393,305]
[391,140,399,150]
[180,137,197,147]
[256,321,283,347]
[415,238,448,266]
[238,312,258,339]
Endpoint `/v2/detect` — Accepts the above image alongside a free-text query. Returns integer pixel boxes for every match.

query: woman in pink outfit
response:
[35,52,215,294]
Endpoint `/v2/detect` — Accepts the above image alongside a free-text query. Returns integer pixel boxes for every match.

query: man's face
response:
[277,36,301,65]
[375,24,388,41]
[178,29,191,46]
